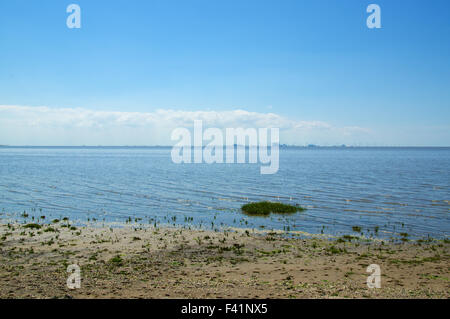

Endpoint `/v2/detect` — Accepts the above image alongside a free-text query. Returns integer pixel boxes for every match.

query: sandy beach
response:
[0,219,448,299]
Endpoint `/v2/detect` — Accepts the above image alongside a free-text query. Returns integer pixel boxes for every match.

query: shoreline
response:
[0,220,448,299]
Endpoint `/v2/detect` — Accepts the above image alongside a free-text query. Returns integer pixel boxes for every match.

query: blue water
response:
[0,147,449,240]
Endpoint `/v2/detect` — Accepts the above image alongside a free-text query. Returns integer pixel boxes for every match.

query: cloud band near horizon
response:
[0,104,371,146]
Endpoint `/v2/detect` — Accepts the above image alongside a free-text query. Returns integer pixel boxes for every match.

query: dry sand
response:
[0,220,448,299]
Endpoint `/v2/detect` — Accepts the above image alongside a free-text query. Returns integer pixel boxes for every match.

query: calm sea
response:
[0,147,449,240]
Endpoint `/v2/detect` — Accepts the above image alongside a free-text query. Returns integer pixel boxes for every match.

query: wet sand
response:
[0,221,448,299]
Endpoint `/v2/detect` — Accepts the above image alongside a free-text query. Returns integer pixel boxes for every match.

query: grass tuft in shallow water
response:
[241,201,305,216]
[352,226,362,233]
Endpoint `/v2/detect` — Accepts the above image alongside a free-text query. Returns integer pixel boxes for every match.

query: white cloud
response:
[0,105,371,145]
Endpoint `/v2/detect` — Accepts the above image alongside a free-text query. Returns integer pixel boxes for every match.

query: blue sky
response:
[0,0,449,146]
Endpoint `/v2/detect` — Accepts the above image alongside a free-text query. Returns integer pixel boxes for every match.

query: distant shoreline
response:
[1,145,449,149]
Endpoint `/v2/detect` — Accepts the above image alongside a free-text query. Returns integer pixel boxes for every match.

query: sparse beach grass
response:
[0,216,448,299]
